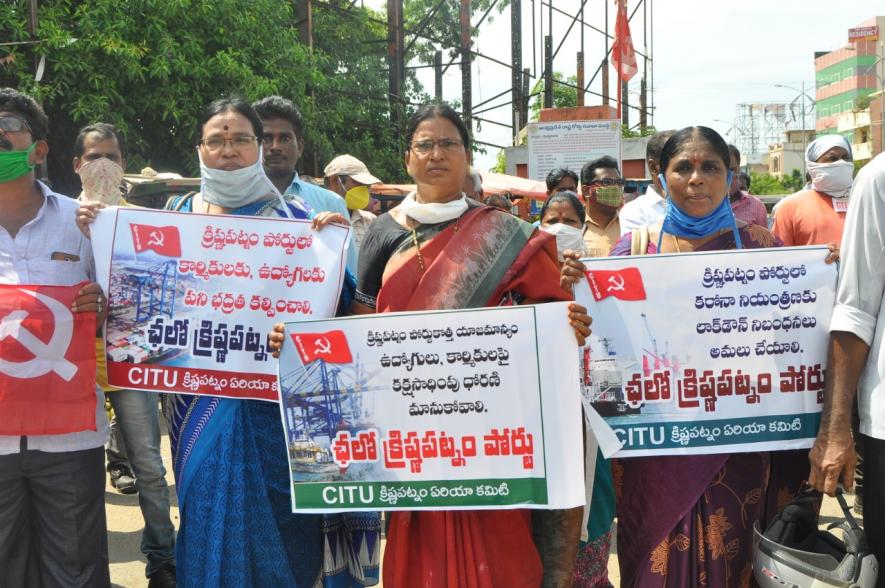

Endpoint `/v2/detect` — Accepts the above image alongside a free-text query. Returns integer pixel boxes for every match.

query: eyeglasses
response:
[591,177,625,187]
[410,138,464,154]
[198,135,258,151]
[0,115,31,134]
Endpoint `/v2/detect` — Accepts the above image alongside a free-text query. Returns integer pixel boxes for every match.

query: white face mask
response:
[540,222,585,261]
[78,157,125,205]
[398,191,468,224]
[807,159,853,199]
[199,146,280,209]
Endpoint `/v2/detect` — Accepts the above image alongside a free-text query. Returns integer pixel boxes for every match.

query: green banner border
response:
[294,477,549,509]
[612,412,821,451]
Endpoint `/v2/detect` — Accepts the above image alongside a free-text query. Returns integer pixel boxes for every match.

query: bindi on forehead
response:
[223,125,229,131]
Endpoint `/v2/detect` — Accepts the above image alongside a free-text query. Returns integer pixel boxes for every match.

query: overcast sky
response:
[367,0,878,171]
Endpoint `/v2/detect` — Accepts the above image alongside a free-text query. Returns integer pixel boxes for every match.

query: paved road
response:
[105,432,852,587]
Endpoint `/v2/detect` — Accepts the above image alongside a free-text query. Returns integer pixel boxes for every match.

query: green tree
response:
[0,0,419,193]
[529,72,578,121]
[749,172,792,195]
[403,0,508,64]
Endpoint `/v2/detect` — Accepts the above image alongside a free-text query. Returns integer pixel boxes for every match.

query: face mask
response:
[0,143,36,183]
[78,157,125,205]
[398,191,468,224]
[593,185,624,208]
[541,222,585,261]
[807,159,853,199]
[658,172,743,250]
[199,146,280,209]
[342,181,370,210]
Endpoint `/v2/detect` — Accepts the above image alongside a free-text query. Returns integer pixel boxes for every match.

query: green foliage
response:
[749,171,804,195]
[530,72,578,121]
[0,0,417,194]
[491,148,506,173]
[403,0,508,64]
[622,124,657,139]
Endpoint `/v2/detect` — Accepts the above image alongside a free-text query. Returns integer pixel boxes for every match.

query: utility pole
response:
[434,50,443,102]
[511,0,522,143]
[460,0,472,133]
[543,36,553,108]
[602,0,609,105]
[387,0,405,137]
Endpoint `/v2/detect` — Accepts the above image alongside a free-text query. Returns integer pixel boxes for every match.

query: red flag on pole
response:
[130,223,182,257]
[291,330,354,364]
[612,0,638,120]
[584,268,647,301]
[0,283,98,435]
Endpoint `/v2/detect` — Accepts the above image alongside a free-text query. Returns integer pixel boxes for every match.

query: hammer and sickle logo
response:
[147,230,165,247]
[606,274,626,293]
[313,337,332,355]
[0,289,76,381]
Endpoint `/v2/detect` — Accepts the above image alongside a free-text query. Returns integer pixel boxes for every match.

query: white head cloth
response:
[805,135,852,163]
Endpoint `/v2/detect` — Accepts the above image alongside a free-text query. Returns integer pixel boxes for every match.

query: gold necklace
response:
[411,217,460,273]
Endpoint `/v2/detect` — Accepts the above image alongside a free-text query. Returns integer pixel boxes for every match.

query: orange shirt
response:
[771,189,846,247]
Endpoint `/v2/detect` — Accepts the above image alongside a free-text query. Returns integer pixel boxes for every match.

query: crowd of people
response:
[0,83,883,588]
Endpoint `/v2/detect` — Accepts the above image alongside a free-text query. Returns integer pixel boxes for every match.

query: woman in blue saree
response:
[164,96,380,587]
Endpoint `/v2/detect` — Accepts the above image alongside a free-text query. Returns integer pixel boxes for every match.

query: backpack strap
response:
[630,226,650,256]
[165,191,197,212]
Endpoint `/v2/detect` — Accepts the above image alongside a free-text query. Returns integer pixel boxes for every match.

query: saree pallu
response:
[164,195,379,588]
[378,206,567,588]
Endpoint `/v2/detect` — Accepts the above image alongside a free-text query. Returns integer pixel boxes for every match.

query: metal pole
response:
[387,0,404,135]
[602,0,609,105]
[544,36,553,108]
[434,50,443,102]
[460,0,472,133]
[577,51,585,107]
[522,67,531,126]
[511,0,522,143]
[801,80,807,176]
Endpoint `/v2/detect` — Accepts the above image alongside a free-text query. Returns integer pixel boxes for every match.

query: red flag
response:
[584,267,646,301]
[291,330,353,364]
[0,283,98,435]
[130,223,182,257]
[612,0,638,83]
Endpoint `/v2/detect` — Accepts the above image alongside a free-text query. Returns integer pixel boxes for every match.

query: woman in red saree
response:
[352,103,590,587]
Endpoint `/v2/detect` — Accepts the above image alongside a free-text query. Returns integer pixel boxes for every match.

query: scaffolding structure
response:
[299,0,656,150]
[732,102,792,162]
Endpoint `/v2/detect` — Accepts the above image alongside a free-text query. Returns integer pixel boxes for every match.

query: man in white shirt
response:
[0,88,110,586]
[618,129,674,235]
[809,152,885,567]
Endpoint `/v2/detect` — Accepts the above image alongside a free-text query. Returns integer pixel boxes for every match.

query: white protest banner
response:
[91,207,349,400]
[527,119,621,181]
[277,303,584,512]
[574,246,837,457]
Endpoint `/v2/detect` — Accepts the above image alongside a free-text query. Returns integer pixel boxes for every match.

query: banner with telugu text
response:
[278,303,584,512]
[91,207,349,400]
[574,246,837,457]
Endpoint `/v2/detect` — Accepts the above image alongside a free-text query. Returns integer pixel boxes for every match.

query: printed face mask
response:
[540,222,585,261]
[78,157,125,204]
[593,185,624,208]
[0,143,36,183]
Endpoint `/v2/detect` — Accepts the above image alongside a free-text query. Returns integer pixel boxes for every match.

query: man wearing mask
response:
[0,88,110,586]
[252,96,359,274]
[580,155,625,257]
[73,123,177,588]
[772,135,853,247]
[619,129,674,235]
[324,154,380,253]
[726,144,767,227]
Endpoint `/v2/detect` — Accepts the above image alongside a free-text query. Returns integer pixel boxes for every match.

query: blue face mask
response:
[657,172,743,251]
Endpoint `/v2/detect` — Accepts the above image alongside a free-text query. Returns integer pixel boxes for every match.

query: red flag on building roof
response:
[612,0,638,83]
